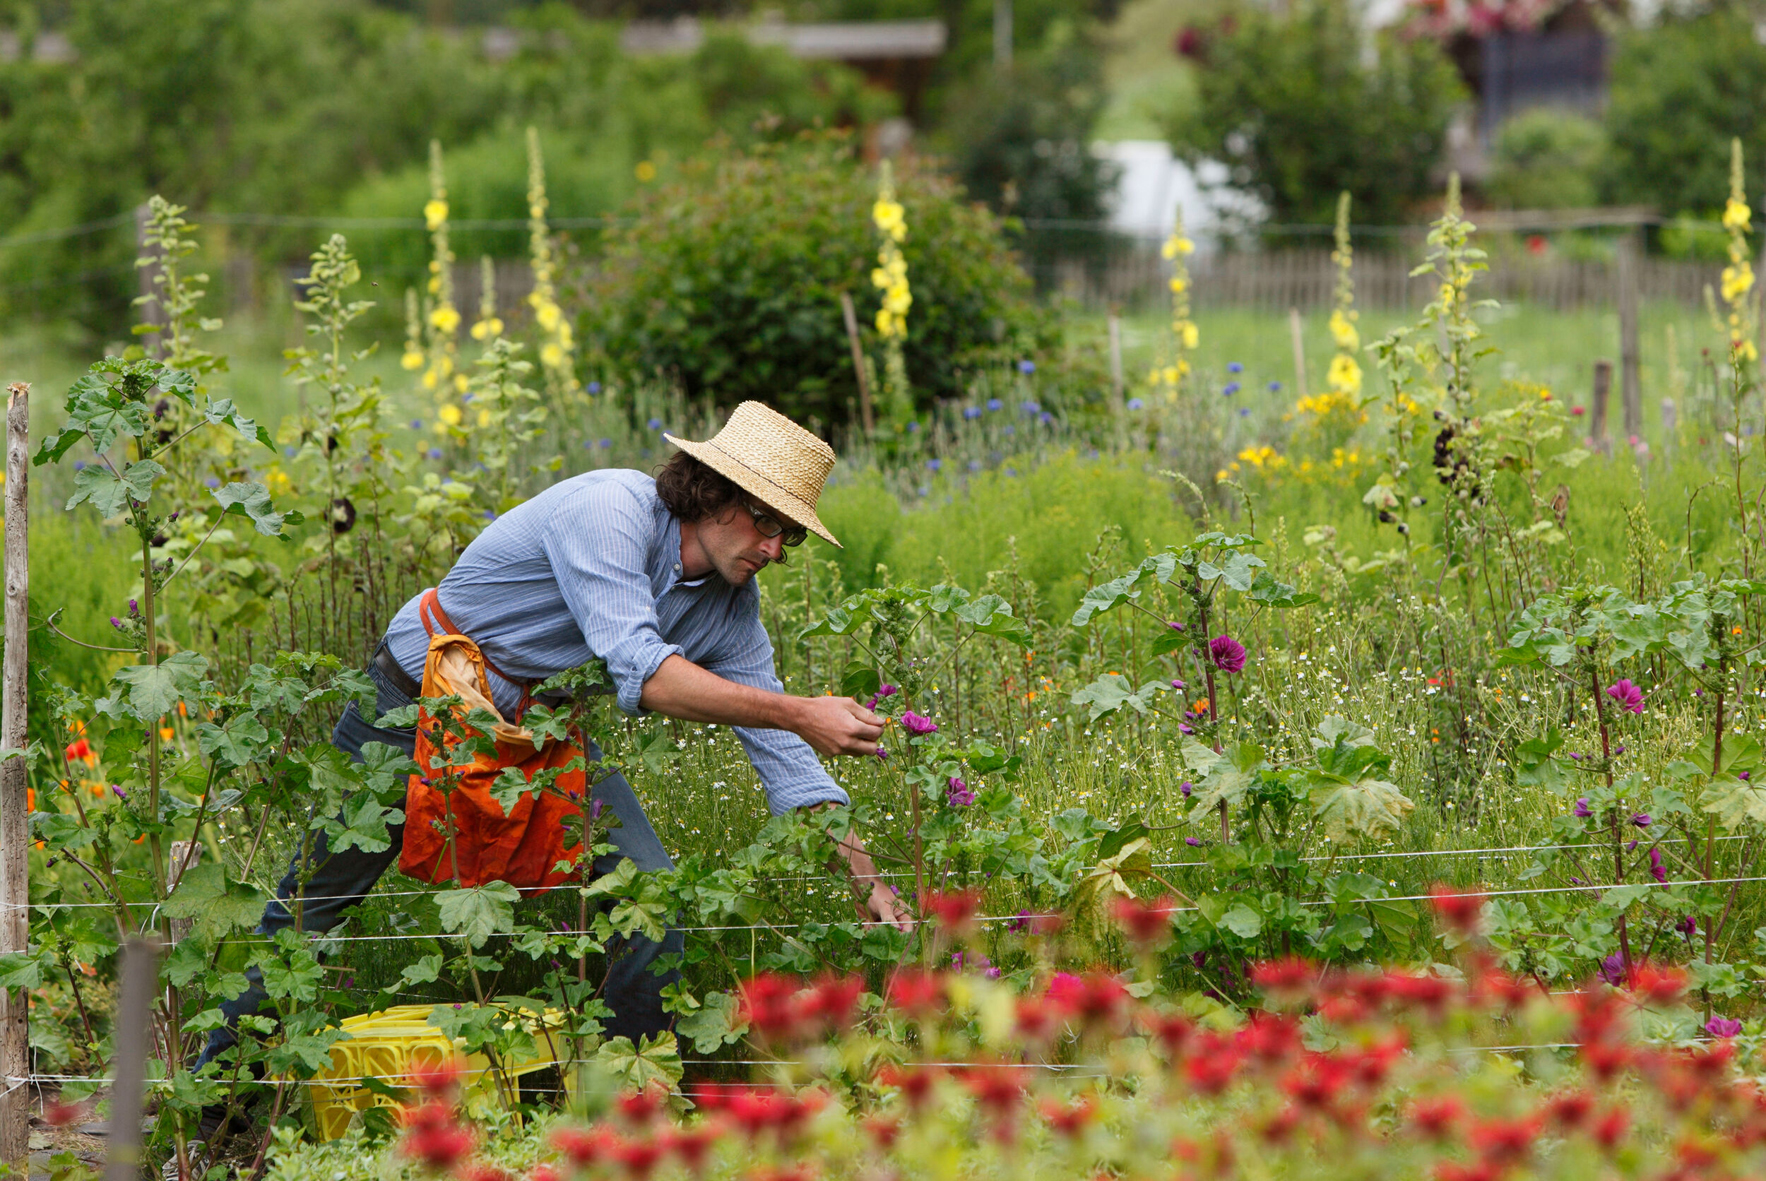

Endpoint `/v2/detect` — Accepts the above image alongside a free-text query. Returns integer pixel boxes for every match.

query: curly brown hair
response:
[653,451,744,524]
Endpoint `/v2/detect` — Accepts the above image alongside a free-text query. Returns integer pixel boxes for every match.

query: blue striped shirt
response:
[382,468,847,815]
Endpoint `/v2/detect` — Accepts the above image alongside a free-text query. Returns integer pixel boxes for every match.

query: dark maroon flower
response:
[1209,635,1247,674]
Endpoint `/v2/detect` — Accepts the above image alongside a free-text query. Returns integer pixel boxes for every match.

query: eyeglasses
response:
[743,500,808,547]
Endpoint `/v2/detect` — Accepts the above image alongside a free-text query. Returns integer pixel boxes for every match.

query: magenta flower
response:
[874,745,889,761]
[1632,812,1651,828]
[1606,678,1644,714]
[1007,909,1032,933]
[1168,621,1185,631]
[1209,635,1248,674]
[1648,845,1666,884]
[1677,915,1698,937]
[1185,836,1202,847]
[589,798,604,821]
[1170,679,1187,690]
[901,710,937,736]
[878,684,898,699]
[1574,797,1592,819]
[1598,954,1625,986]
[1705,1016,1742,1038]
[1180,781,1193,797]
[946,776,975,807]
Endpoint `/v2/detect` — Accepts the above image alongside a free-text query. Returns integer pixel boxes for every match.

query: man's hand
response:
[859,879,913,931]
[793,696,884,758]
[639,655,883,757]
[810,802,913,932]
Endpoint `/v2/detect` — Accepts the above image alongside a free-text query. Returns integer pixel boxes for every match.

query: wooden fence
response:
[1058,247,1726,312]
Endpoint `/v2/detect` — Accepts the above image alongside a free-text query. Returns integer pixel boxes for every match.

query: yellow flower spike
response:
[439,403,463,426]
[453,373,469,394]
[429,304,461,336]
[400,350,425,371]
[477,408,492,428]
[1725,198,1753,233]
[541,342,565,369]
[424,199,449,231]
[422,368,439,391]
[536,302,561,332]
[1169,276,1187,293]
[1181,322,1199,349]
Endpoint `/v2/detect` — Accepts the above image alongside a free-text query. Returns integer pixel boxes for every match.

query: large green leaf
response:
[111,651,208,723]
[436,882,521,947]
[1070,673,1169,722]
[67,459,164,517]
[1702,774,1766,831]
[593,1032,683,1095]
[1308,775,1414,840]
[163,862,270,938]
[213,480,299,538]
[675,991,749,1054]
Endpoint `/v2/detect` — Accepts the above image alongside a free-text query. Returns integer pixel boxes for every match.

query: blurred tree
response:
[1602,7,1766,216]
[1486,108,1606,210]
[1169,0,1465,226]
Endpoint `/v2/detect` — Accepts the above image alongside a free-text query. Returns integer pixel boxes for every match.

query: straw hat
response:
[664,402,842,547]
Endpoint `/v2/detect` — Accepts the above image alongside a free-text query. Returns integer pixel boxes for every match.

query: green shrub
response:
[581,135,1051,425]
[1486,108,1606,210]
[1169,0,1464,225]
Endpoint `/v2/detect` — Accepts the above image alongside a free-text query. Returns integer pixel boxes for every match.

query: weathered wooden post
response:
[1288,308,1308,402]
[838,292,875,435]
[105,939,159,1181]
[1590,360,1613,456]
[1,382,27,1165]
[1617,232,1642,442]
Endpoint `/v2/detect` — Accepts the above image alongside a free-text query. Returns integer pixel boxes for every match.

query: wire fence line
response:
[9,834,1747,915]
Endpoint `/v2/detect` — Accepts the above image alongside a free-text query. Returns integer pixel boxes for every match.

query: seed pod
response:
[330,497,357,535]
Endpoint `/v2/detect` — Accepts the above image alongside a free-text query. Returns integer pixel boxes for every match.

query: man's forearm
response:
[637,653,800,728]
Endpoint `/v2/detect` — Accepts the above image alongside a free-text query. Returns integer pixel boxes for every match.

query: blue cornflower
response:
[647,417,663,430]
[1127,397,1144,410]
[587,381,602,394]
[1268,381,1282,392]
[599,438,612,449]
[927,457,941,471]
[1020,400,1040,414]
[1018,360,1036,374]
[1237,408,1250,417]
[427,447,443,459]
[907,421,920,432]
[410,419,423,430]
[1227,361,1243,373]
[987,398,1003,412]
[963,406,981,420]
[1223,382,1241,396]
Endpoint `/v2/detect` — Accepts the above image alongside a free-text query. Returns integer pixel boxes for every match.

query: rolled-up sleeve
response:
[707,599,849,815]
[540,486,683,715]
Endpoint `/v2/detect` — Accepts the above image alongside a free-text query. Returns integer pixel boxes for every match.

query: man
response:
[199,400,904,1092]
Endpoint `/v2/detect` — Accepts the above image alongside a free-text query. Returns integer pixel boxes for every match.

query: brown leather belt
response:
[371,644,422,701]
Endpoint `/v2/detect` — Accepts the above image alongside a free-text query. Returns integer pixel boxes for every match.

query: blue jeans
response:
[198,682,682,1070]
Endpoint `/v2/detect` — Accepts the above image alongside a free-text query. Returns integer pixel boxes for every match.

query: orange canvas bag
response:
[397,593,589,891]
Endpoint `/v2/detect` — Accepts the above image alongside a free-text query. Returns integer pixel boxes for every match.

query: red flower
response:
[1037,1096,1095,1136]
[552,1126,619,1168]
[1183,1033,1244,1094]
[1383,971,1454,1013]
[800,973,865,1032]
[1235,1012,1301,1063]
[739,973,806,1043]
[861,1114,901,1148]
[1469,1115,1543,1165]
[1592,1107,1629,1149]
[1544,1089,1593,1129]
[1630,963,1686,1005]
[400,1101,475,1172]
[612,1133,665,1179]
[528,1166,559,1181]
[663,1122,722,1174]
[1281,1053,1351,1111]
[64,738,90,762]
[1428,884,1485,934]
[1349,1036,1406,1087]
[1433,1164,1497,1181]
[1046,971,1130,1027]
[886,969,943,1015]
[1145,1009,1194,1055]
[961,1065,1025,1116]
[1409,1095,1464,1139]
[923,889,980,933]
[1250,957,1316,1006]
[876,1064,939,1109]
[1111,894,1178,947]
[1580,1040,1632,1082]
[1014,996,1060,1043]
[410,1057,464,1098]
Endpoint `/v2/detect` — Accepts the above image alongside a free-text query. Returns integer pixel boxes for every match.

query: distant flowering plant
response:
[1605,679,1644,715]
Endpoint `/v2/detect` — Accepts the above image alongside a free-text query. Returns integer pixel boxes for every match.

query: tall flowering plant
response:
[526,127,578,403]
[1297,193,1367,446]
[420,140,467,436]
[870,162,913,425]
[1149,210,1197,402]
[1717,137,1758,370]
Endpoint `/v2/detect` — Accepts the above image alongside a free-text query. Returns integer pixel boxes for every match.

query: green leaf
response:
[0,951,44,989]
[488,765,535,817]
[202,397,274,450]
[1702,774,1766,831]
[163,862,269,937]
[840,661,880,700]
[196,713,270,770]
[675,991,748,1054]
[593,1032,683,1095]
[1069,674,1169,722]
[436,882,521,947]
[112,651,208,723]
[1248,571,1320,609]
[1219,903,1263,938]
[952,593,1029,644]
[213,481,298,538]
[1308,776,1415,840]
[67,459,163,517]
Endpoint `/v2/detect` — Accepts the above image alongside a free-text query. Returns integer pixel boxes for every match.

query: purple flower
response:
[1631,812,1651,828]
[901,710,937,736]
[963,406,981,420]
[985,966,1002,979]
[588,382,602,394]
[204,476,220,488]
[599,438,612,449]
[410,419,424,430]
[1268,381,1282,392]
[1018,360,1036,374]
[1178,723,1193,734]
[1677,915,1698,937]
[427,447,443,460]
[878,684,898,699]
[1180,781,1193,797]
[1020,400,1040,415]
[111,785,126,801]
[1185,836,1202,847]
[1606,679,1644,714]
[927,457,941,471]
[1648,845,1666,884]
[1209,635,1247,674]
[1625,839,1638,851]
[109,617,122,629]
[1223,382,1241,396]
[1598,954,1625,986]
[987,398,1003,412]
[907,421,920,433]
[1168,621,1186,631]
[589,798,604,821]
[1742,771,1752,781]
[1574,797,1592,819]
[1171,680,1187,692]
[1568,752,1582,760]
[1227,361,1244,373]
[647,417,663,430]
[1127,398,1144,410]
[1007,909,1032,933]
[874,746,888,761]
[1705,1017,1742,1038]
[128,599,138,616]
[946,776,975,807]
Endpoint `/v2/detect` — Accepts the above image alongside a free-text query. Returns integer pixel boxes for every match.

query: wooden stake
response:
[0,382,26,1167]
[1590,360,1613,456]
[839,292,875,435]
[1617,233,1642,441]
[1107,313,1124,410]
[1288,308,1308,401]
[105,939,159,1181]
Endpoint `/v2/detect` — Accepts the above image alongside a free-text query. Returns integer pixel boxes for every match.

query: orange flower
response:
[1193,698,1211,714]
[88,783,104,798]
[158,727,174,742]
[177,701,187,718]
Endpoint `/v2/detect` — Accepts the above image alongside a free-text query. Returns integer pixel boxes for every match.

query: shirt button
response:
[673,563,681,573]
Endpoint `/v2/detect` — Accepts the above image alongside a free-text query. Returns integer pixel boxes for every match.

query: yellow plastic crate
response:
[306,1004,573,1140]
